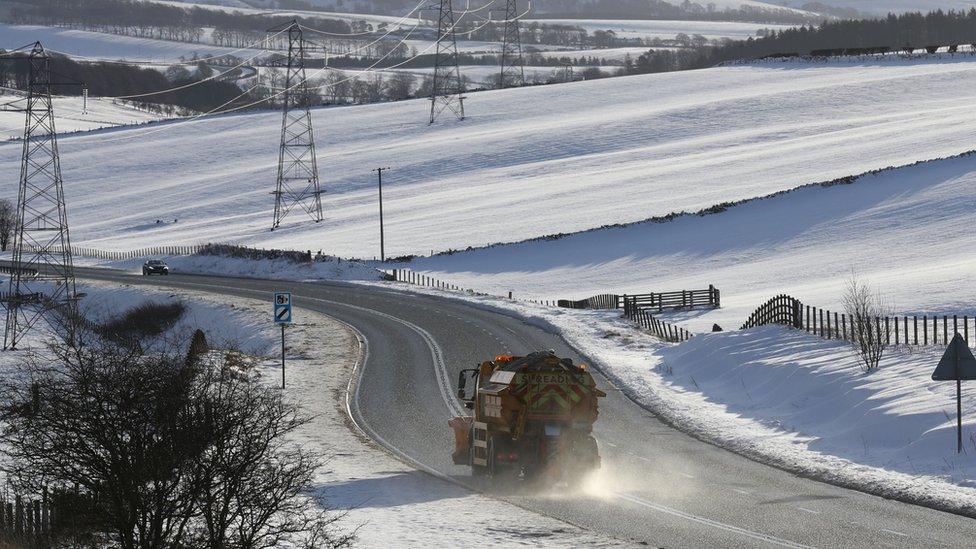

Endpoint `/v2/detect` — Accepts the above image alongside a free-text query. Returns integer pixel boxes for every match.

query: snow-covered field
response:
[0,277,277,355]
[0,94,166,140]
[408,151,976,328]
[137,0,425,26]
[529,46,657,61]
[524,19,794,40]
[0,23,245,63]
[147,0,812,19]
[387,64,616,86]
[11,55,976,259]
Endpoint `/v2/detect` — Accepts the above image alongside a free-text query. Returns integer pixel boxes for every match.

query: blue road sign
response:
[274,292,292,324]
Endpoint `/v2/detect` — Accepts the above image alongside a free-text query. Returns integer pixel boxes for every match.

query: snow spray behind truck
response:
[450,351,605,482]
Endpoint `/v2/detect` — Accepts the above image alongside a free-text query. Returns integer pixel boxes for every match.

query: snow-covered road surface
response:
[66,267,976,547]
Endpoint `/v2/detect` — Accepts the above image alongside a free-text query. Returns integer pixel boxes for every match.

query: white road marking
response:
[880,529,908,537]
[797,507,818,514]
[306,295,465,417]
[679,472,694,479]
[732,489,753,496]
[615,492,814,549]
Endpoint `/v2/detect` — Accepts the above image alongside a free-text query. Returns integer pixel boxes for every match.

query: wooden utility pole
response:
[374,167,390,261]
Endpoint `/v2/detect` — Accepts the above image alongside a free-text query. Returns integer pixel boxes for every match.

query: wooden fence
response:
[0,265,38,277]
[558,286,720,311]
[72,245,202,260]
[622,300,694,343]
[389,268,475,293]
[742,294,976,347]
[388,269,561,306]
[388,269,706,343]
[0,493,53,546]
[557,294,620,309]
[25,244,204,260]
[621,286,720,311]
[26,243,321,263]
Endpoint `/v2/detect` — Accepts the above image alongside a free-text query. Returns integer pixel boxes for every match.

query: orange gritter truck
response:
[450,351,606,482]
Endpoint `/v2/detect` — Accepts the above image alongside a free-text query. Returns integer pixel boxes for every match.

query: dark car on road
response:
[142,259,170,276]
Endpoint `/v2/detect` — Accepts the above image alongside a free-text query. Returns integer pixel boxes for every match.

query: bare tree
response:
[0,308,352,548]
[324,70,351,104]
[484,73,504,90]
[843,271,892,372]
[384,72,415,101]
[363,73,385,103]
[349,79,369,104]
[415,74,434,98]
[0,198,14,252]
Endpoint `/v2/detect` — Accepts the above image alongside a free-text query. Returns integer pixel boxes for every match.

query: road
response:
[73,267,976,548]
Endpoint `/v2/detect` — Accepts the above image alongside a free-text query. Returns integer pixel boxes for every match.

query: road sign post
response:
[932,333,976,453]
[274,292,293,389]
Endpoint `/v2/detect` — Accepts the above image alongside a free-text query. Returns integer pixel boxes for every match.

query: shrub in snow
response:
[843,272,892,372]
[0,308,352,548]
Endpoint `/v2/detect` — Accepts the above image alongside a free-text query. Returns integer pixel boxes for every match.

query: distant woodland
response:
[0,53,252,113]
[3,0,352,38]
[628,8,976,74]
[237,0,828,24]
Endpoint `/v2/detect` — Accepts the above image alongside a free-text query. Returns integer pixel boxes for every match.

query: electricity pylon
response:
[269,20,323,230]
[3,42,79,350]
[499,0,525,88]
[429,0,465,124]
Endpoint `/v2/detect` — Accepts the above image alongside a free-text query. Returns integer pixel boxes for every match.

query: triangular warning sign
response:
[932,333,976,381]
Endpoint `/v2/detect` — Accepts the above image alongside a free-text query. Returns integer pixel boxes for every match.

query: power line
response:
[82,0,481,145]
[86,8,471,145]
[42,28,282,67]
[270,22,323,230]
[3,42,80,350]
[498,0,526,88]
[295,0,429,36]
[87,23,425,145]
[42,41,277,100]
[298,22,387,38]
[429,0,465,124]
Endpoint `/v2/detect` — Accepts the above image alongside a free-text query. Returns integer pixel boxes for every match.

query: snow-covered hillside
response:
[524,19,794,41]
[0,24,243,63]
[152,0,815,17]
[0,95,165,140]
[137,0,425,25]
[7,56,976,260]
[412,150,976,326]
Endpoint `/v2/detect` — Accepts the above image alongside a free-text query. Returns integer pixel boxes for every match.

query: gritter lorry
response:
[450,351,606,482]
